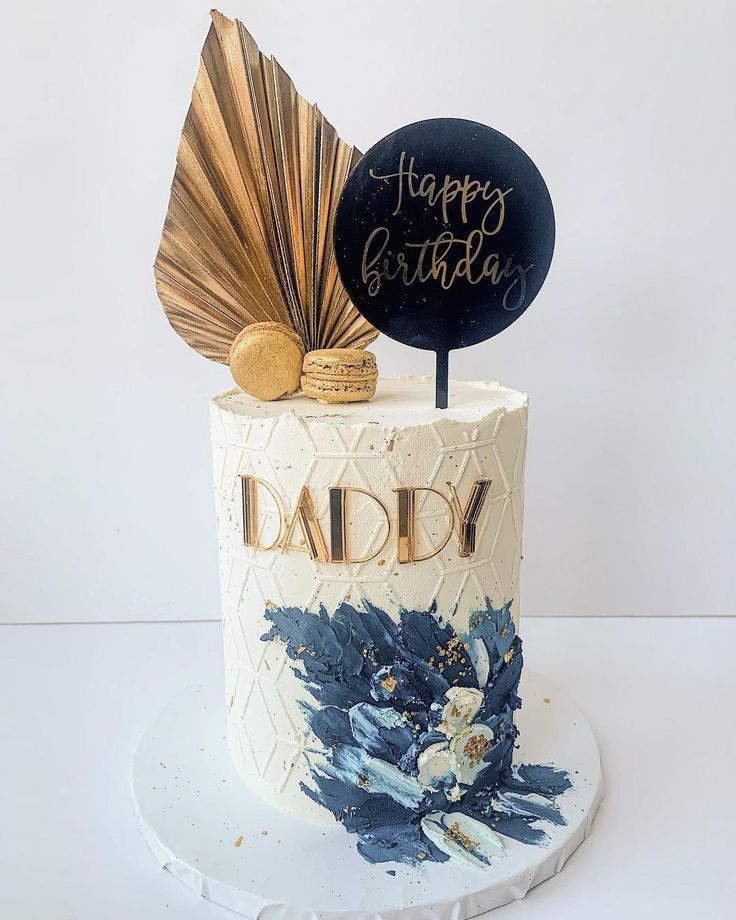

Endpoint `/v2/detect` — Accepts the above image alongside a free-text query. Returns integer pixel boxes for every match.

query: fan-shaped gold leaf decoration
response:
[154,10,377,362]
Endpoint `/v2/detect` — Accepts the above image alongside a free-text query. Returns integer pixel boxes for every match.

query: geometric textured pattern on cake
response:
[210,382,528,821]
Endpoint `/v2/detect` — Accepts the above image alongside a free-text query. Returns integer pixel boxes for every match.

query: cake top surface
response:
[212,377,526,426]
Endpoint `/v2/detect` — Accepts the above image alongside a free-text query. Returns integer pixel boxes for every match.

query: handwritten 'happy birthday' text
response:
[363,151,533,309]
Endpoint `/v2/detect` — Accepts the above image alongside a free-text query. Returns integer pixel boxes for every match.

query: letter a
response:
[328,487,390,563]
[281,486,329,562]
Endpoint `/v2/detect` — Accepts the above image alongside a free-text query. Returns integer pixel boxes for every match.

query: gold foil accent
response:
[447,479,493,557]
[445,821,478,852]
[328,487,390,563]
[462,733,492,767]
[281,486,328,561]
[239,475,285,550]
[394,488,454,563]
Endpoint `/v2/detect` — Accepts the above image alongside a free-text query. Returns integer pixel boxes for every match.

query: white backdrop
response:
[2,0,735,622]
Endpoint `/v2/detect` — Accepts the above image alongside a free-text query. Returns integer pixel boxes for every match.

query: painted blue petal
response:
[263,604,379,709]
[466,600,516,679]
[356,822,450,867]
[348,703,415,762]
[495,790,566,826]
[324,744,425,809]
[301,779,416,831]
[401,609,478,688]
[358,600,404,660]
[478,644,523,719]
[306,703,354,748]
[481,813,549,845]
[370,658,447,711]
[505,763,573,797]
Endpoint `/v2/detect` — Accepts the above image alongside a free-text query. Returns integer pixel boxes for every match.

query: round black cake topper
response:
[333,118,555,407]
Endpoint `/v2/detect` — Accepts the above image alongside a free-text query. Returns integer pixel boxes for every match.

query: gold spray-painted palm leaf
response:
[154,10,377,362]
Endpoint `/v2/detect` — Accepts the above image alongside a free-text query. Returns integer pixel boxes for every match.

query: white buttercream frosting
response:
[210,378,528,821]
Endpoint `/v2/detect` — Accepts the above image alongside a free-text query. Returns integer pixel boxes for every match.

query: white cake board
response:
[132,671,603,920]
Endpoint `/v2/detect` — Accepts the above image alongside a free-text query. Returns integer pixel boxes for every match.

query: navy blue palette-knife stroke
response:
[333,118,555,408]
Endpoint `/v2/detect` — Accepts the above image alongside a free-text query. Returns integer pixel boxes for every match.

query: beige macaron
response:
[229,322,304,401]
[301,348,378,404]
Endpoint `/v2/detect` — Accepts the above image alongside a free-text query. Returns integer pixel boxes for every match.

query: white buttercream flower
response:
[416,689,495,798]
[421,811,504,869]
[417,741,454,791]
[438,686,484,738]
[450,724,495,786]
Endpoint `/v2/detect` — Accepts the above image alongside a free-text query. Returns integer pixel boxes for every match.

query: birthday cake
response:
[211,378,571,867]
[153,10,580,875]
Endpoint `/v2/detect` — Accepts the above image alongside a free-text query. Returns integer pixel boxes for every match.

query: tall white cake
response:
[211,378,528,824]
[145,9,591,887]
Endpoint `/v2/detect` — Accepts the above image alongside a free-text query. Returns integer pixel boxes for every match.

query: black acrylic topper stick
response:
[333,118,555,408]
[436,348,449,410]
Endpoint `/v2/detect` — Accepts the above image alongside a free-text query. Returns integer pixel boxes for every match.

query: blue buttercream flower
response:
[262,599,571,868]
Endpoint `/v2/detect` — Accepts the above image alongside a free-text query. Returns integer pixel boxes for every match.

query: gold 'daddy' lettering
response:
[329,487,390,564]
[394,487,454,564]
[281,486,329,562]
[447,479,493,558]
[237,478,495,563]
[240,475,285,551]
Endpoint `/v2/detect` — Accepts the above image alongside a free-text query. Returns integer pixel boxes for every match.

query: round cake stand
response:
[132,671,603,920]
